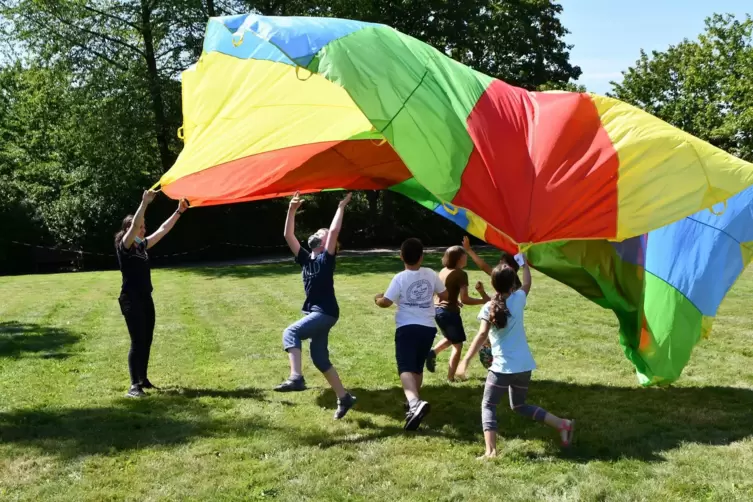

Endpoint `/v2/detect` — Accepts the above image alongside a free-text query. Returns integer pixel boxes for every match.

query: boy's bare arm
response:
[374,293,393,308]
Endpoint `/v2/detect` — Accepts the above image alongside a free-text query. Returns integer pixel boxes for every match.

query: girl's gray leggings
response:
[482,370,548,431]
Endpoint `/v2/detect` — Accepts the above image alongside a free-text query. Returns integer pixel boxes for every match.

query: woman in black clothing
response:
[115,190,188,397]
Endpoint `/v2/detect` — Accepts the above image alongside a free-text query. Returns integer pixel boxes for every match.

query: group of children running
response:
[116,190,574,457]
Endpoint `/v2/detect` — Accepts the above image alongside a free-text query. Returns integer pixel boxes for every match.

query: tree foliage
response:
[612,14,753,162]
[0,0,582,274]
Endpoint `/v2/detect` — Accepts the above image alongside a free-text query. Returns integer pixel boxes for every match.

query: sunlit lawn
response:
[1,252,753,501]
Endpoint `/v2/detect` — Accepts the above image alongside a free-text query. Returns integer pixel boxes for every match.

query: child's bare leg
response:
[432,337,452,355]
[288,348,303,378]
[447,343,463,381]
[400,372,420,403]
[457,332,487,379]
[542,413,573,443]
[483,430,497,457]
[509,374,574,445]
[322,367,347,399]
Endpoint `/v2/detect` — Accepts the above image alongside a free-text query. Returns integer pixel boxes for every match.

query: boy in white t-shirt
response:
[374,238,448,430]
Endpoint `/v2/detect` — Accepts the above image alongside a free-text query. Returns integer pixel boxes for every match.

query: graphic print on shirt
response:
[132,243,149,261]
[302,260,321,279]
[405,279,433,308]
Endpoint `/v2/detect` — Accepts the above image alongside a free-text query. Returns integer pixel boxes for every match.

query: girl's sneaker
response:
[559,419,575,447]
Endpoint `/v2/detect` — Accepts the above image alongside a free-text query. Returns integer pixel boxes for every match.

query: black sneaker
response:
[334,393,356,420]
[126,384,146,398]
[404,400,431,430]
[426,350,437,373]
[140,379,159,390]
[274,376,306,392]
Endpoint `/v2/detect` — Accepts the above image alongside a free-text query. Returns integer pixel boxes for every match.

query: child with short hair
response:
[277,191,356,421]
[468,260,575,457]
[375,238,448,430]
[426,245,490,382]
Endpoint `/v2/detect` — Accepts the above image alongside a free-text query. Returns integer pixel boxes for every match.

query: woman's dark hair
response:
[488,264,518,329]
[442,245,466,269]
[115,215,134,249]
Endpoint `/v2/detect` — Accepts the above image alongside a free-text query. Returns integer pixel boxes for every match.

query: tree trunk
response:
[140,0,173,172]
[206,0,216,17]
[366,190,379,241]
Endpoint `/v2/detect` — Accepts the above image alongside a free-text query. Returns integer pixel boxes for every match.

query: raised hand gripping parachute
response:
[158,14,753,385]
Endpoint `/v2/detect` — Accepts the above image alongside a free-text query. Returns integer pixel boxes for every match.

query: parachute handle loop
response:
[231,32,244,47]
[442,203,459,215]
[708,200,727,216]
[295,66,313,81]
[177,127,184,140]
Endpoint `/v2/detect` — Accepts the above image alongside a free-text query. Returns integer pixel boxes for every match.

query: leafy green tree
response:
[612,14,753,162]
[0,0,583,273]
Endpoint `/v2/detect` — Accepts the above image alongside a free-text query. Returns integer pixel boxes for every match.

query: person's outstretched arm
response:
[463,236,492,276]
[374,293,393,308]
[122,190,156,249]
[326,193,352,255]
[147,199,189,249]
[520,259,532,296]
[284,191,303,256]
[463,321,491,362]
[375,274,400,308]
[460,284,489,306]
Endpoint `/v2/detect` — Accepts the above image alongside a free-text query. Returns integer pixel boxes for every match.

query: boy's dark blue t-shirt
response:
[296,248,339,318]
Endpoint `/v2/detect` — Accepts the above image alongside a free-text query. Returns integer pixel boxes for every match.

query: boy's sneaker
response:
[426,350,437,373]
[126,384,146,398]
[274,376,306,392]
[404,400,431,430]
[334,393,357,420]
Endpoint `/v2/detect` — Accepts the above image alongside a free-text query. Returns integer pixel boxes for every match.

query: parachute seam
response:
[684,216,741,245]
[251,24,525,250]
[376,64,431,136]
[643,268,704,320]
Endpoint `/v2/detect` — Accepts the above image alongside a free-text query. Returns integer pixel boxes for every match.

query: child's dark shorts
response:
[395,324,437,374]
[435,307,467,344]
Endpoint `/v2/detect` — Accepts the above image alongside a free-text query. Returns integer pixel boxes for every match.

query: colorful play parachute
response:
[527,187,753,385]
[159,14,753,384]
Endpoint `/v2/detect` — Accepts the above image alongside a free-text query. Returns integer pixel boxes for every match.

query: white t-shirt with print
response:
[384,268,446,328]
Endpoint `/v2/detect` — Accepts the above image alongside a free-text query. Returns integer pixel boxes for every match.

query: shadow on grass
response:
[178,251,501,280]
[0,394,280,458]
[159,386,266,399]
[0,321,81,360]
[314,380,753,462]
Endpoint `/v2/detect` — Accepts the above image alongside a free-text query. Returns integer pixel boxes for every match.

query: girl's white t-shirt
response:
[384,268,446,328]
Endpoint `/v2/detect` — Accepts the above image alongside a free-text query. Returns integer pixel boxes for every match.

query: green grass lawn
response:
[1,252,753,501]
